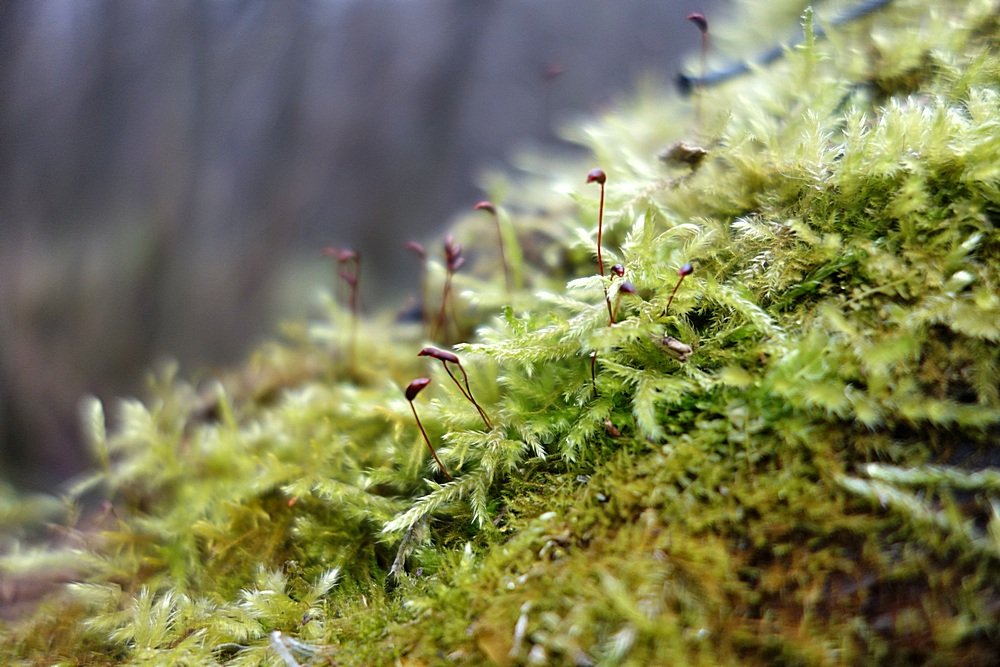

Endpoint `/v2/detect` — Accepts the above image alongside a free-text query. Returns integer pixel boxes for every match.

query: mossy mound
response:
[3,0,999,664]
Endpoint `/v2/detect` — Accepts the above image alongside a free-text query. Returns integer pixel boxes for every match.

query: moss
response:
[3,0,1000,664]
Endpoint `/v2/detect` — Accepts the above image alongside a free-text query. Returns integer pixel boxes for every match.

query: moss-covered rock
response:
[3,0,999,664]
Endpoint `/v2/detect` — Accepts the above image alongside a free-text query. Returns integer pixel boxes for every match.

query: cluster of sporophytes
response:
[3,0,1000,664]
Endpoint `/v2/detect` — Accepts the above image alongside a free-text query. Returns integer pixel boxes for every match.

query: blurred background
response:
[0,0,723,490]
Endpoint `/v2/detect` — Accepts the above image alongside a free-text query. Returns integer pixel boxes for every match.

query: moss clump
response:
[3,0,1000,664]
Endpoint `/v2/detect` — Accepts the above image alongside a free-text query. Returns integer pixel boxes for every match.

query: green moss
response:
[3,0,1000,664]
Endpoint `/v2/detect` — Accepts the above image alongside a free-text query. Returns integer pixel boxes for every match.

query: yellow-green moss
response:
[3,0,999,664]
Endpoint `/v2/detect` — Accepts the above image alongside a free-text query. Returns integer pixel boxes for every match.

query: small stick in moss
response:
[474,201,512,297]
[418,346,492,429]
[404,378,452,481]
[405,240,428,332]
[664,262,694,314]
[686,12,709,128]
[432,235,465,341]
[658,335,693,362]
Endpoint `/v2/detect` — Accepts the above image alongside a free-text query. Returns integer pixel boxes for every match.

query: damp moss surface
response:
[2,1,1000,665]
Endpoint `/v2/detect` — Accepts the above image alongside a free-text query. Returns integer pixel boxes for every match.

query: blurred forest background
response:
[0,0,722,490]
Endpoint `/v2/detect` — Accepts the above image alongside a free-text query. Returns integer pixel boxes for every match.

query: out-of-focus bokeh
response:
[0,0,721,489]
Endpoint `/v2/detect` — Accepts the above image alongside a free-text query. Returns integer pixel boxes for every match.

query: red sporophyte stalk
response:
[418,345,492,429]
[322,246,361,367]
[612,280,637,323]
[586,168,616,325]
[590,350,599,394]
[404,378,452,481]
[405,240,428,332]
[474,201,512,296]
[664,262,694,314]
[605,264,632,324]
[686,12,709,128]
[542,63,564,138]
[586,168,615,394]
[432,235,465,341]
[586,168,608,277]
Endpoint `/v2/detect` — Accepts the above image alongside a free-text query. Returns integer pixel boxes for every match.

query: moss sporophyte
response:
[585,168,609,278]
[404,377,452,480]
[431,234,465,341]
[664,262,693,315]
[474,200,512,297]
[587,167,613,392]
[322,245,360,367]
[4,1,1000,663]
[418,346,492,429]
[686,12,710,126]
[404,240,428,332]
